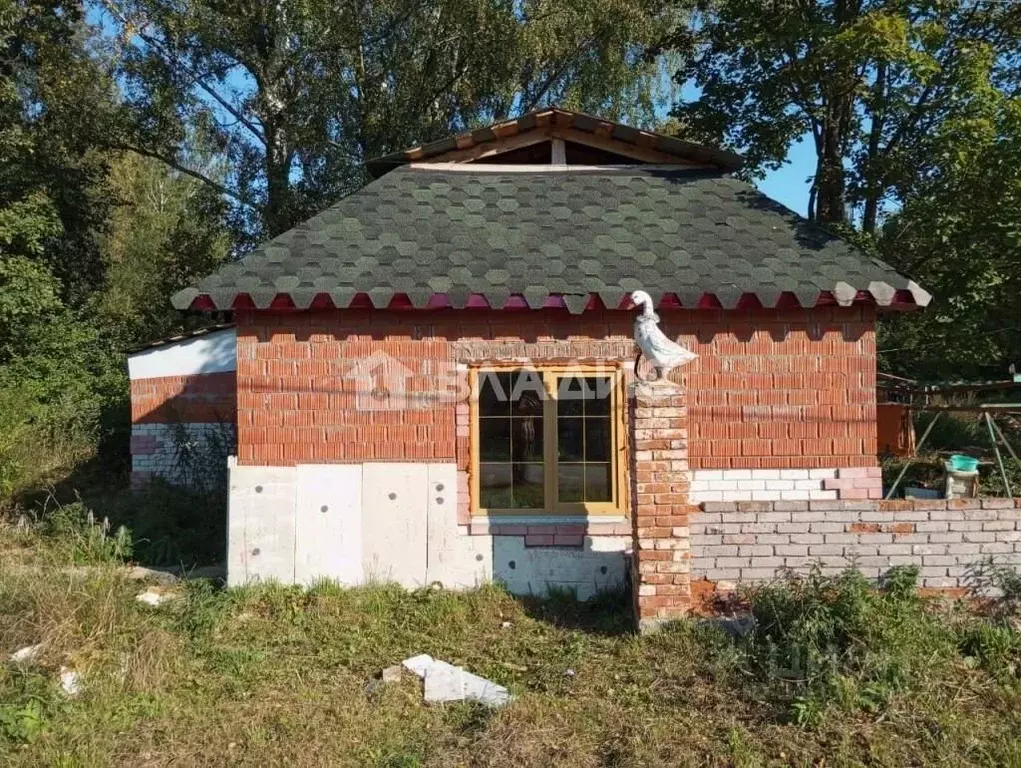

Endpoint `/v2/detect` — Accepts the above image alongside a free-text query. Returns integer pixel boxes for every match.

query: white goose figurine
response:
[630,289,697,381]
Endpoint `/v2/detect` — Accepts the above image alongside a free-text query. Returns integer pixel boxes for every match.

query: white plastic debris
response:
[501,621,512,629]
[402,654,434,678]
[59,666,81,697]
[401,654,511,708]
[10,643,43,663]
[135,589,180,607]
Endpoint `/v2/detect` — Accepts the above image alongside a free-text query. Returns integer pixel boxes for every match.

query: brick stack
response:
[631,379,694,632]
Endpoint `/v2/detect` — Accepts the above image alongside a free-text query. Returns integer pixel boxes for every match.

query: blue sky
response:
[755,139,814,216]
[671,83,813,216]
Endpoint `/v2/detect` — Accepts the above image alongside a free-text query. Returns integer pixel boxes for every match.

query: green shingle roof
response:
[172,166,929,313]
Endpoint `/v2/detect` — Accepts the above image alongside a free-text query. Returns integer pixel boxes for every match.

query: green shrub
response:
[914,409,989,454]
[967,557,1021,618]
[959,622,1021,682]
[0,670,57,747]
[0,699,47,745]
[742,564,959,725]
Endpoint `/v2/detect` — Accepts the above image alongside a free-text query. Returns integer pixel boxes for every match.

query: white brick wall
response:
[691,500,1021,589]
[131,422,235,488]
[689,468,841,503]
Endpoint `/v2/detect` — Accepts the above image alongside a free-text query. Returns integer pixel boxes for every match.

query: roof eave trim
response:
[178,289,929,314]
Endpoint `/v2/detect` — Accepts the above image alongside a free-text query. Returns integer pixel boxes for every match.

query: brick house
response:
[127,325,236,488]
[152,108,989,628]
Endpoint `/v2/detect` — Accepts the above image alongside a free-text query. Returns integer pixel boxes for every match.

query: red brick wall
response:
[234,306,876,468]
[130,372,237,424]
[676,306,877,469]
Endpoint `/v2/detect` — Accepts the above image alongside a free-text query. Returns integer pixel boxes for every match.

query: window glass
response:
[556,376,613,503]
[478,370,546,510]
[476,369,618,513]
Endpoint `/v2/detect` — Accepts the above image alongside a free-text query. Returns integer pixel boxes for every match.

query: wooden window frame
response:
[469,364,628,517]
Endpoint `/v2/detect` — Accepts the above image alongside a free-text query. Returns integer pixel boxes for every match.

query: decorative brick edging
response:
[690,498,1021,596]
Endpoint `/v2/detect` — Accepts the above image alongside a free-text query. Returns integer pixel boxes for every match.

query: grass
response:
[3,522,1021,766]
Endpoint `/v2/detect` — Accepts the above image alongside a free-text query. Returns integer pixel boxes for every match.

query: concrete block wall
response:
[691,499,1021,592]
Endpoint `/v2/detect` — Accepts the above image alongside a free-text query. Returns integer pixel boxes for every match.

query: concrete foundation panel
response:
[294,464,363,586]
[426,463,492,588]
[227,465,297,586]
[362,462,429,586]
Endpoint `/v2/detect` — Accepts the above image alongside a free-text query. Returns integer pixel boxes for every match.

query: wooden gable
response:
[366,108,744,177]
[420,111,703,167]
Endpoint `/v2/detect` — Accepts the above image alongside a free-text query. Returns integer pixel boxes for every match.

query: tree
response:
[0,3,234,497]
[878,95,1021,379]
[97,153,231,342]
[662,0,1020,231]
[0,0,122,302]
[100,0,675,239]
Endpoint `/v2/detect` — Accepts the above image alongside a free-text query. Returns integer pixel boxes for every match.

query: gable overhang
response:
[365,108,745,177]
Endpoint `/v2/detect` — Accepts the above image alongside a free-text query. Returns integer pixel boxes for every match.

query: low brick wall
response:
[130,422,236,489]
[691,499,1021,591]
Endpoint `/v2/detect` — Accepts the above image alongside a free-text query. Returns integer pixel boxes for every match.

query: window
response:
[470,367,626,516]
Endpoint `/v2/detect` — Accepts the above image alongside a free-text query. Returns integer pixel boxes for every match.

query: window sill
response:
[470,514,626,525]
[465,515,632,539]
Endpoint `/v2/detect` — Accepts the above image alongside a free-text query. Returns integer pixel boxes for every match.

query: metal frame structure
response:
[884,400,1021,500]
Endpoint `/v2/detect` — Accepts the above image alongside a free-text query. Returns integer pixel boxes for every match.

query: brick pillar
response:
[631,379,693,632]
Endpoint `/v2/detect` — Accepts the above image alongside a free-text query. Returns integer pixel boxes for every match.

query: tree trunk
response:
[862,60,887,234]
[265,124,294,236]
[260,71,295,237]
[815,120,847,224]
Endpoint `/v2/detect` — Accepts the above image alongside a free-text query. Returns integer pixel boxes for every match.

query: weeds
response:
[106,479,226,566]
[43,502,133,565]
[3,528,1021,765]
[167,420,234,493]
[967,557,1021,617]
[741,565,964,726]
